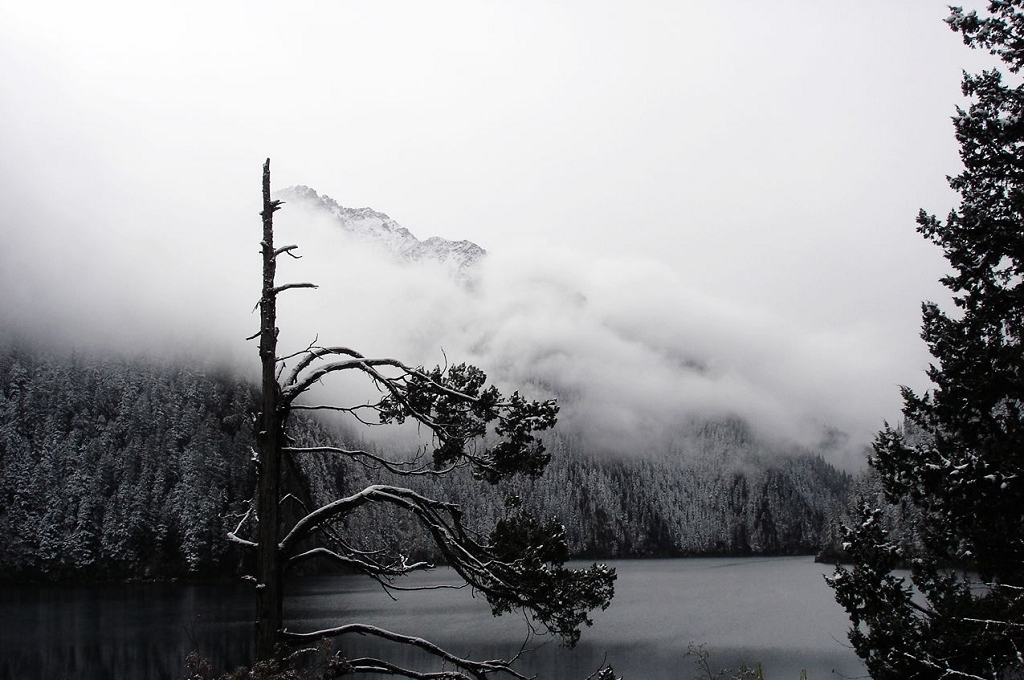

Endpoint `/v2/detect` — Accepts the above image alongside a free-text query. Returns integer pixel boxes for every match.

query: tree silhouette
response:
[828,3,1024,678]
[231,159,615,678]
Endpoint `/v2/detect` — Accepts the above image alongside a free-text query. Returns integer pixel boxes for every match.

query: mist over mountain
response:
[0,175,896,471]
[265,186,879,469]
[0,0,969,489]
[0,177,875,579]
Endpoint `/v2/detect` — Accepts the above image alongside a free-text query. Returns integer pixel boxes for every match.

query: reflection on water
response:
[0,557,866,680]
[0,580,254,680]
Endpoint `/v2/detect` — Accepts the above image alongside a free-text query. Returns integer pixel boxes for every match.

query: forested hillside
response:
[0,347,257,580]
[0,346,852,582]
[379,430,853,559]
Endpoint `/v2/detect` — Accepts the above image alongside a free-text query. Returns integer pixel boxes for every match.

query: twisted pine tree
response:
[828,4,1024,678]
[230,160,615,679]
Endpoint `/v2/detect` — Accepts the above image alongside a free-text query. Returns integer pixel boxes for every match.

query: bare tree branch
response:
[281,349,500,418]
[286,546,427,575]
[279,345,365,387]
[343,656,480,680]
[284,445,451,476]
[274,244,301,259]
[289,403,385,428]
[228,533,257,548]
[281,357,414,404]
[271,282,319,295]
[228,505,257,548]
[289,403,379,415]
[282,624,531,680]
[279,485,458,554]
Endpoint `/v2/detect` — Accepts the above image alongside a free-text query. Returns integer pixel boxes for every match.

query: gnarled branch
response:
[279,485,459,555]
[282,624,531,680]
[274,244,301,259]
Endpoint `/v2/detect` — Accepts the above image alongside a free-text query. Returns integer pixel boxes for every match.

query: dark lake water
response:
[0,557,866,680]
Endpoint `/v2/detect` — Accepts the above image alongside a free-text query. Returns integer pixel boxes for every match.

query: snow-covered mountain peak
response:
[275,185,486,277]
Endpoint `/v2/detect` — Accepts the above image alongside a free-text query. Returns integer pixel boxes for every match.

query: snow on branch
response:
[341,656,492,680]
[281,345,366,387]
[280,348,500,414]
[899,651,990,680]
[285,546,430,579]
[227,533,257,549]
[274,481,612,646]
[278,484,457,554]
[227,506,257,548]
[281,623,531,680]
[273,244,301,259]
[281,356,412,404]
[271,282,319,296]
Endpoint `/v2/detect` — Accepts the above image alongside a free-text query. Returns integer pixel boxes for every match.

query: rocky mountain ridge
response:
[275,185,486,276]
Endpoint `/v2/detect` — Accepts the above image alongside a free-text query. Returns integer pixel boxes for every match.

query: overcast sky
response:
[0,1,999,465]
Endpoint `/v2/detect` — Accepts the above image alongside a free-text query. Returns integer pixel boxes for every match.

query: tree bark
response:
[255,158,284,661]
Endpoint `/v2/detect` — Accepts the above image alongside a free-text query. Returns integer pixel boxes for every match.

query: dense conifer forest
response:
[0,345,853,582]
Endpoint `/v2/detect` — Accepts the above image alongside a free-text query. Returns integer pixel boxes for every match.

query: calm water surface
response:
[0,557,866,679]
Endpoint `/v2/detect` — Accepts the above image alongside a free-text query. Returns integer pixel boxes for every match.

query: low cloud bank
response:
[267,204,913,467]
[1,190,920,469]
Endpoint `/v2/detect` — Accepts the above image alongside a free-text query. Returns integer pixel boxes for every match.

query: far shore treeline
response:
[0,344,857,583]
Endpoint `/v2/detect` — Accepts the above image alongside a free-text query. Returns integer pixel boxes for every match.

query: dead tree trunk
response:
[255,158,284,661]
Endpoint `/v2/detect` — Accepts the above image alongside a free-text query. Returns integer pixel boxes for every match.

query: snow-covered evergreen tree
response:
[829,3,1024,677]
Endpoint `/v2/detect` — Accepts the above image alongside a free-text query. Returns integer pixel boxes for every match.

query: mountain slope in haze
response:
[275,185,486,276]
[270,182,869,469]
[0,187,865,581]
[0,345,852,582]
